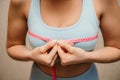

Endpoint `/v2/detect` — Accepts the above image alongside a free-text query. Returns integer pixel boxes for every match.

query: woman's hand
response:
[57,41,89,66]
[30,40,58,67]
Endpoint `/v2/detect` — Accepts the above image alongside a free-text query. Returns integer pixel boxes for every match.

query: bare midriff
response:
[37,61,92,78]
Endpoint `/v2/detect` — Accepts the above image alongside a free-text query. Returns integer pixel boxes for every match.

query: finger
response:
[68,42,74,46]
[58,41,74,53]
[57,46,65,58]
[48,45,58,58]
[50,54,58,66]
[61,39,74,46]
[39,40,57,53]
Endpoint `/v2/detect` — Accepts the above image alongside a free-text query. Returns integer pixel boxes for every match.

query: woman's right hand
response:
[30,40,58,67]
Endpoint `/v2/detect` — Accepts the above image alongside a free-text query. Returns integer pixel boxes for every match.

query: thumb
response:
[57,46,65,59]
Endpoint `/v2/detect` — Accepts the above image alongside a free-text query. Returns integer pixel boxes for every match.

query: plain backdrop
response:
[0,0,120,80]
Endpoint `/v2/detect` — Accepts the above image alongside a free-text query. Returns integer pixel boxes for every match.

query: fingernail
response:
[58,41,63,44]
[62,40,66,43]
[52,40,57,43]
[54,44,57,46]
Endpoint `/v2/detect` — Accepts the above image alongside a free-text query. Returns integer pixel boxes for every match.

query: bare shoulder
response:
[91,0,119,23]
[10,0,26,13]
[10,0,26,7]
[10,0,31,5]
[100,0,119,5]
[10,0,31,18]
[99,0,120,12]
[94,0,120,13]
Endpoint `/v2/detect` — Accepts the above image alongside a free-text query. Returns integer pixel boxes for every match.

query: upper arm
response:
[100,0,120,48]
[7,0,28,48]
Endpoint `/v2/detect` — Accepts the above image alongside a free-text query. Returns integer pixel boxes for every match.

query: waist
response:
[36,62,93,78]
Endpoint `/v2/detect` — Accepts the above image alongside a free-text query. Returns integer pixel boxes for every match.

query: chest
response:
[27,0,100,51]
[40,0,83,28]
[28,19,99,51]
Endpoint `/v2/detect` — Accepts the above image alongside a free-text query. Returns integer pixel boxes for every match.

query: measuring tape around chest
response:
[28,30,98,80]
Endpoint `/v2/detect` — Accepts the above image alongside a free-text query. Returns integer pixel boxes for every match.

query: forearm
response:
[7,45,32,61]
[87,47,120,63]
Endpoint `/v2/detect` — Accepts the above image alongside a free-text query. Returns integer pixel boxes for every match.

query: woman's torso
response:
[26,0,101,77]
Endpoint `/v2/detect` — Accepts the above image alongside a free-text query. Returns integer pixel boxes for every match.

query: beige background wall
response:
[0,0,120,80]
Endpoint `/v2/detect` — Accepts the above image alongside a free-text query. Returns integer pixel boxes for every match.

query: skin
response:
[7,0,120,77]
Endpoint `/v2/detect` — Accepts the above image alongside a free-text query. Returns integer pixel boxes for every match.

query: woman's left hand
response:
[57,41,89,66]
